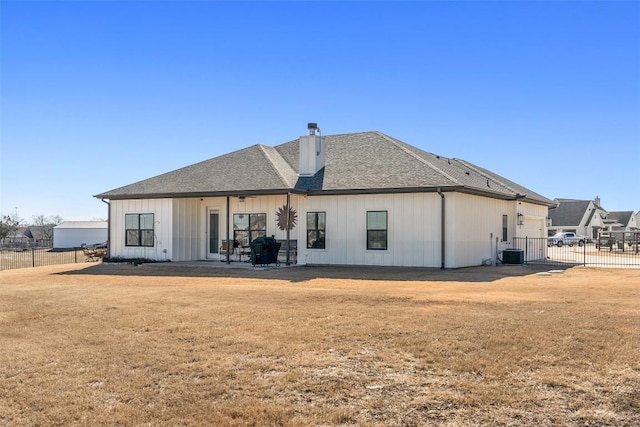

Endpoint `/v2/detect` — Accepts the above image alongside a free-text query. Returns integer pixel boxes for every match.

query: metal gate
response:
[512,235,640,268]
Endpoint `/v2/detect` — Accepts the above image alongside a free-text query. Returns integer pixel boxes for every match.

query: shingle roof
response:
[548,199,591,226]
[96,131,553,205]
[607,211,634,227]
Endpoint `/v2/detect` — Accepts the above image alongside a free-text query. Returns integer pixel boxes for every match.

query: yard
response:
[1,263,639,426]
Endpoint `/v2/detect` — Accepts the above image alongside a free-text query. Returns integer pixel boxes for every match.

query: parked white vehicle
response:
[547,232,586,247]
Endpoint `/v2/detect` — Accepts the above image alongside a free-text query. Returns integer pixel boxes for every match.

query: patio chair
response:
[81,243,99,262]
[219,240,235,261]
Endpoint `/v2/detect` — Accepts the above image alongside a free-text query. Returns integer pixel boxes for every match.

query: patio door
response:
[207,209,220,259]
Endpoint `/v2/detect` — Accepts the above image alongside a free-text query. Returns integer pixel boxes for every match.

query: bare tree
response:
[0,213,22,244]
[31,214,64,242]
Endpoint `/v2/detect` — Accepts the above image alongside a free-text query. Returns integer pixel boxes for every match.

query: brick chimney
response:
[299,122,325,177]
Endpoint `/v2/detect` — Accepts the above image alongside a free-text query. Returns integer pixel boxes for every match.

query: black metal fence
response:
[512,237,640,268]
[0,248,93,272]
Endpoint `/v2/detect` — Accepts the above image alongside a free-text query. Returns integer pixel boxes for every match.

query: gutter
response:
[437,188,445,269]
[100,198,111,259]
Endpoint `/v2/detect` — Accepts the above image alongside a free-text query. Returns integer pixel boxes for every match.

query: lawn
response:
[1,263,638,426]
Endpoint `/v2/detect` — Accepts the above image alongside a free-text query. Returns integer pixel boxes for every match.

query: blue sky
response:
[1,1,639,222]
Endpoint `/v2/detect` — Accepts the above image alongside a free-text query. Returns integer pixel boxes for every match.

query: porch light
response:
[517,213,524,226]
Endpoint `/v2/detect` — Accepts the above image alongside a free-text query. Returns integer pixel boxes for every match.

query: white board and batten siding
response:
[111,193,547,267]
[53,221,108,248]
[435,193,547,268]
[172,198,201,261]
[172,195,299,261]
[109,199,173,260]
[298,193,443,268]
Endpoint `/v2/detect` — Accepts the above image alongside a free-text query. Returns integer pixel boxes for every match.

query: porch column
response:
[226,196,230,264]
[286,192,291,265]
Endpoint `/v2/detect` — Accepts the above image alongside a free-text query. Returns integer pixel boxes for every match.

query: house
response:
[1,227,31,247]
[1,226,51,247]
[95,124,553,268]
[53,221,108,249]
[547,197,608,239]
[604,211,638,233]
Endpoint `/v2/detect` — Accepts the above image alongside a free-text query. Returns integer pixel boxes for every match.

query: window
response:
[307,212,326,249]
[367,211,387,250]
[233,213,266,247]
[125,213,154,247]
[502,214,508,242]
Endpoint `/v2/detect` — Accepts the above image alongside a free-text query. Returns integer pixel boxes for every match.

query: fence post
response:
[32,248,35,268]
[75,249,77,264]
[524,236,528,265]
[583,240,586,267]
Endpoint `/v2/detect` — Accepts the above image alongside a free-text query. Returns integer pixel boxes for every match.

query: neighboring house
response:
[2,227,31,247]
[53,221,108,249]
[547,197,608,239]
[1,226,51,247]
[25,226,51,247]
[604,211,638,233]
[95,125,554,268]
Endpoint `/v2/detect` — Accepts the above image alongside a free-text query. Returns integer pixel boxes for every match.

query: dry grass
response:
[1,263,639,426]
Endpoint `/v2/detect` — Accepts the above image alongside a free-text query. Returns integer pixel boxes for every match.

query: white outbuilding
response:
[53,221,108,249]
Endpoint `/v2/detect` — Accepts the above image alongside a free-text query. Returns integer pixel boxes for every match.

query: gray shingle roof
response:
[548,199,591,226]
[607,211,634,227]
[96,131,553,205]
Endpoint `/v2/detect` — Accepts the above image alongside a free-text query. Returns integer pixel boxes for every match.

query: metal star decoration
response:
[276,205,297,231]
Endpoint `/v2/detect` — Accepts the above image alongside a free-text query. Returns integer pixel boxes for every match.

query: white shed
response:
[53,221,108,249]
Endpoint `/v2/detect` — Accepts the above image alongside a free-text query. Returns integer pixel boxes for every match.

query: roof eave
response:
[95,185,553,205]
[94,188,305,200]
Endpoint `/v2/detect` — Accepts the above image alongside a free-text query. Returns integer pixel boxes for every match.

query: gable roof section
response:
[96,145,297,198]
[548,199,591,226]
[96,131,553,205]
[607,211,634,227]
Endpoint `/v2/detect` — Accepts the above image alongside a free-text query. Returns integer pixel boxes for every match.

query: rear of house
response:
[97,125,553,268]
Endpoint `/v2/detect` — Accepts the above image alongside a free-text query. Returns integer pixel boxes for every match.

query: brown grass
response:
[1,263,639,426]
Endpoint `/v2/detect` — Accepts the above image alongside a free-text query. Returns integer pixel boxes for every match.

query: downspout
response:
[226,196,230,264]
[437,188,445,269]
[286,192,291,265]
[100,198,111,259]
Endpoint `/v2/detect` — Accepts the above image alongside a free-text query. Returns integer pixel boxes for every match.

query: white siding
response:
[172,198,201,261]
[225,195,296,240]
[298,193,442,267]
[110,199,173,260]
[198,195,302,260]
[444,194,548,268]
[108,193,548,267]
[445,193,512,268]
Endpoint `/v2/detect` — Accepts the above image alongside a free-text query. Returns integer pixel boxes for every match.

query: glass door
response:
[208,210,219,258]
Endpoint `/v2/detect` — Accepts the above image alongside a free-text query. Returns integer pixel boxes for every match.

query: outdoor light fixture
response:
[517,213,524,226]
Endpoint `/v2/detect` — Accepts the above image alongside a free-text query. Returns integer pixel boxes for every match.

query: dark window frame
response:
[502,214,508,242]
[233,213,267,247]
[306,211,326,249]
[367,210,388,250]
[125,213,155,247]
